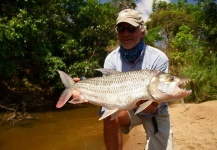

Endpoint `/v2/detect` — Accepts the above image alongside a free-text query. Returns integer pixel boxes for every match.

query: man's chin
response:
[121,44,134,50]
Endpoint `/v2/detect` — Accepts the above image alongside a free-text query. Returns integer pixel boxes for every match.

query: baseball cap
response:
[116,9,144,27]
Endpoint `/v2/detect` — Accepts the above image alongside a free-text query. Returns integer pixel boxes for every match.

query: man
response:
[72,8,173,150]
[101,9,173,150]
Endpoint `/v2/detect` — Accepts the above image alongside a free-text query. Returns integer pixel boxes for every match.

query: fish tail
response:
[56,70,75,108]
[57,70,75,88]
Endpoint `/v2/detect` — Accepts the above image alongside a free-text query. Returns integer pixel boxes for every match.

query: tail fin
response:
[56,70,75,108]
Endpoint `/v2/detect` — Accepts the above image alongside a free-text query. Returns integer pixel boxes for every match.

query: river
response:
[0,105,106,150]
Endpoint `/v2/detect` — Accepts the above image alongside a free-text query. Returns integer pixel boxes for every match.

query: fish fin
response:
[95,68,120,76]
[56,88,73,108]
[99,109,119,121]
[135,99,154,114]
[56,70,75,108]
[110,111,120,120]
[57,70,74,88]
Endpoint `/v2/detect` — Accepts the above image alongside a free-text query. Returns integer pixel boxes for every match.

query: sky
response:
[136,0,198,22]
[100,0,216,22]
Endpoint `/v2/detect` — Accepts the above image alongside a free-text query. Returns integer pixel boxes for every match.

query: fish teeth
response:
[179,80,192,92]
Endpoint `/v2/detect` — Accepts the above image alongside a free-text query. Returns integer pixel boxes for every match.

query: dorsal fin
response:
[95,68,120,76]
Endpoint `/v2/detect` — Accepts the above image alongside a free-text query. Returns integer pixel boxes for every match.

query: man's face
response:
[117,22,144,50]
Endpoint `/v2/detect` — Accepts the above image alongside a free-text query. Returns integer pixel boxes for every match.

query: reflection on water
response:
[0,105,105,150]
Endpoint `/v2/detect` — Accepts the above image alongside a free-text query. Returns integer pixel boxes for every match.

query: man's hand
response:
[71,78,88,104]
[73,77,80,83]
[136,100,159,113]
[72,78,80,98]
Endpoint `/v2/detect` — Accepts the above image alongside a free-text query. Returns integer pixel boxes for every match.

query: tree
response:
[147,0,196,54]
[60,0,118,77]
[112,0,137,10]
[145,0,217,102]
[0,0,118,111]
[197,1,217,50]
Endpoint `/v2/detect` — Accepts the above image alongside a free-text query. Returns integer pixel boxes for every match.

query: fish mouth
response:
[178,79,192,95]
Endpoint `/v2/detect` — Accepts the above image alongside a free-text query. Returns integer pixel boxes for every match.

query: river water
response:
[0,105,106,150]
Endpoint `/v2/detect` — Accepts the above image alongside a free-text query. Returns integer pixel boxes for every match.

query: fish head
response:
[149,73,192,101]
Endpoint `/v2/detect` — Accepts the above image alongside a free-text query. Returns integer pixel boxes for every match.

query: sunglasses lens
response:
[128,26,136,33]
[117,26,125,33]
[117,25,137,33]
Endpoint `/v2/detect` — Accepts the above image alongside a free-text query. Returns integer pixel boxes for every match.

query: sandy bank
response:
[123,100,217,150]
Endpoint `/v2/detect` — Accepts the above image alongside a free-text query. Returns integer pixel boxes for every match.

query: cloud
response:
[136,0,170,22]
[136,0,213,22]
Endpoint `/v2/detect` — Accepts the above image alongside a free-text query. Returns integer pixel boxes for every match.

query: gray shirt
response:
[103,44,169,117]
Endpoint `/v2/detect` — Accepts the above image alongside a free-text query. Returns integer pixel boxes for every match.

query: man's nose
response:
[122,30,130,36]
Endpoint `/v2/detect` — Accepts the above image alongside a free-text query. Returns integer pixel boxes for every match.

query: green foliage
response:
[180,54,217,102]
[0,0,216,108]
[0,0,118,107]
[144,26,163,47]
[197,1,217,49]
[112,0,137,10]
[147,5,195,49]
[169,25,197,73]
[146,0,217,102]
[61,0,118,77]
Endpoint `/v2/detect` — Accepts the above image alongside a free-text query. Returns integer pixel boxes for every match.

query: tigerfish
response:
[56,69,192,120]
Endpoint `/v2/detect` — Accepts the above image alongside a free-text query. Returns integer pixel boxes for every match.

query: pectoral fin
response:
[135,99,154,114]
[110,111,120,120]
[99,109,119,121]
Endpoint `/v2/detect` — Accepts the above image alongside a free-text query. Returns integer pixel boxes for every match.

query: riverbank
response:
[123,100,217,150]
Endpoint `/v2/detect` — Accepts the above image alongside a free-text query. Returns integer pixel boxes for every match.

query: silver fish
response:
[56,69,192,120]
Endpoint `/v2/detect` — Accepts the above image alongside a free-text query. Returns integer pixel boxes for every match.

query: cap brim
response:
[116,19,139,27]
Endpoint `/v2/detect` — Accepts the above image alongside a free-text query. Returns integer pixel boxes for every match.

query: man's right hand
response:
[73,77,80,83]
[71,77,80,98]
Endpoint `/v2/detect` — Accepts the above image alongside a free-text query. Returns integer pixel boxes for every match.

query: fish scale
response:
[73,70,159,110]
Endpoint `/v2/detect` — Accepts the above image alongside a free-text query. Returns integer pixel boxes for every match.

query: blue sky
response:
[100,0,216,21]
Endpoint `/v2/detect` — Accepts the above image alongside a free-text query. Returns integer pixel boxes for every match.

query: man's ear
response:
[141,31,145,39]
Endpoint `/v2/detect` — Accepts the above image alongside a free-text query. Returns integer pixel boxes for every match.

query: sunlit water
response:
[0,105,105,150]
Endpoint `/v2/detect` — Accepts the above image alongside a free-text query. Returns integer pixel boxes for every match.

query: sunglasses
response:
[116,25,137,33]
